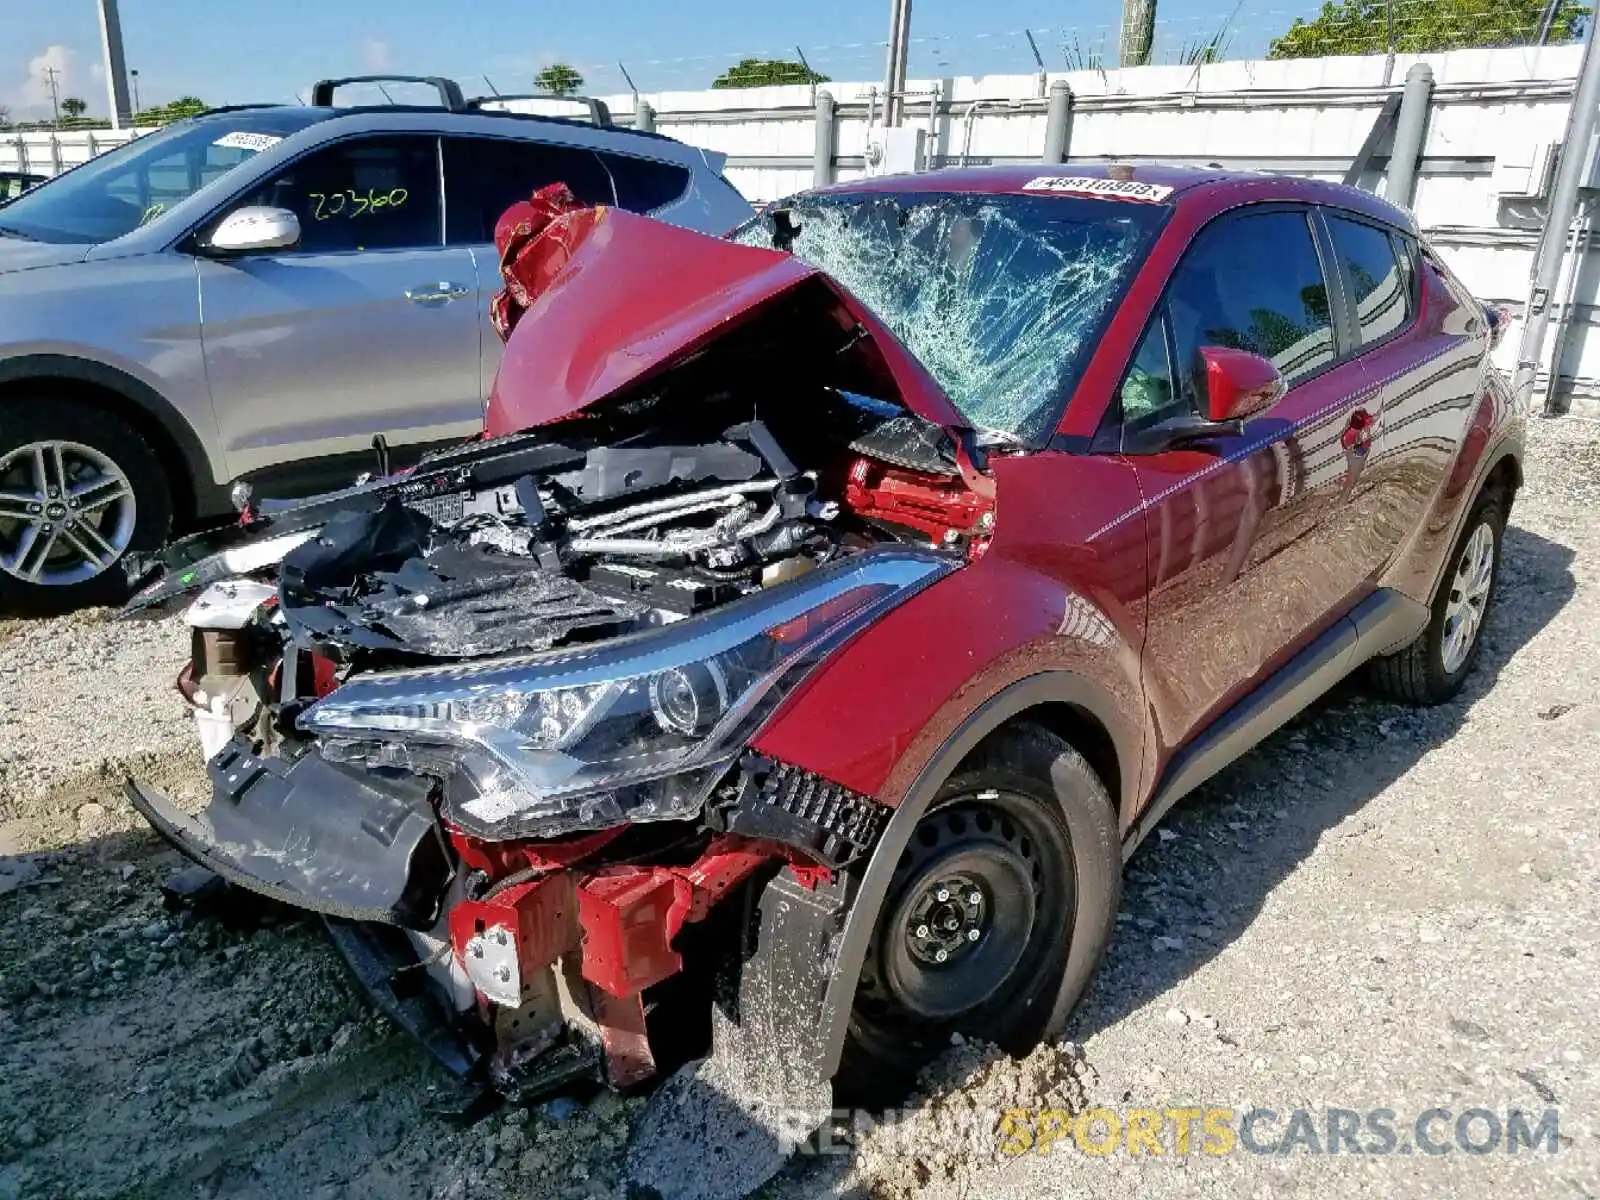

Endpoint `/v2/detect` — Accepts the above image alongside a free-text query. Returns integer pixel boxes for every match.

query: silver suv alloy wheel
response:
[0,440,137,586]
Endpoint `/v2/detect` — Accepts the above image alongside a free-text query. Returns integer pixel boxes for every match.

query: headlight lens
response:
[300,548,952,839]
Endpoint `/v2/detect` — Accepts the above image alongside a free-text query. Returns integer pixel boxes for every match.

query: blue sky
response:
[4,0,1319,119]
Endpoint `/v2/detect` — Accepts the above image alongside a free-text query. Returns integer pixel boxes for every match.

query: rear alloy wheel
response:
[838,724,1121,1101]
[1368,489,1506,706]
[0,400,171,612]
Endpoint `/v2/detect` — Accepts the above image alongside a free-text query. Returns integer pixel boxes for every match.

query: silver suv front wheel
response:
[0,397,171,612]
[0,440,138,587]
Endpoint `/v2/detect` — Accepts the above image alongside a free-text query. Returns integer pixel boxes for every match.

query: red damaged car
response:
[125,165,1521,1189]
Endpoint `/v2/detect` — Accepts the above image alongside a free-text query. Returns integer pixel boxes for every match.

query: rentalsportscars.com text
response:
[778,1105,1563,1158]
[996,1106,1562,1157]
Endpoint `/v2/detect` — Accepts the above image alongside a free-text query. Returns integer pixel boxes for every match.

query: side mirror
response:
[1197,345,1284,423]
[205,206,300,254]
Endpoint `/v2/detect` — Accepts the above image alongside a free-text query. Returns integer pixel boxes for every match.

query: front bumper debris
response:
[125,737,450,928]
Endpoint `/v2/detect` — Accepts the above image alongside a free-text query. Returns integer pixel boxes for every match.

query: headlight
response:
[300,548,952,839]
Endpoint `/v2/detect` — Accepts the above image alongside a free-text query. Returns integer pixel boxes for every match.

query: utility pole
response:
[130,68,141,115]
[882,0,913,127]
[44,65,62,125]
[97,0,134,130]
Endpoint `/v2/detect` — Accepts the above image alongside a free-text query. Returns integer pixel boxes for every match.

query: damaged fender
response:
[771,672,1130,1084]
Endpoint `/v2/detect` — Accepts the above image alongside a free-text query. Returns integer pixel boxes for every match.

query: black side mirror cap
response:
[1123,414,1245,455]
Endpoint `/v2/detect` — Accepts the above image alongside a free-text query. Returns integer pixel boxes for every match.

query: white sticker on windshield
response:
[212,131,283,152]
[1023,176,1173,203]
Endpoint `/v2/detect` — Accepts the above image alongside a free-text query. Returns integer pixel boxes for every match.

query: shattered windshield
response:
[734,191,1167,442]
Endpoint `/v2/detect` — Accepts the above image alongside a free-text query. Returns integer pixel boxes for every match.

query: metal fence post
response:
[1520,18,1600,414]
[1386,62,1433,208]
[634,100,655,134]
[813,90,837,187]
[1043,80,1074,164]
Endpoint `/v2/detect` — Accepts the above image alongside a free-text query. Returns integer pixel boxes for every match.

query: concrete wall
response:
[5,45,1595,399]
[606,45,1590,397]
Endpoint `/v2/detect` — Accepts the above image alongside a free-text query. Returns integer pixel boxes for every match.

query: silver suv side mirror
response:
[206,206,300,254]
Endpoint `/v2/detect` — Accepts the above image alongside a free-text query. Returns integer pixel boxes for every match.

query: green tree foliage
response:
[534,64,585,95]
[132,97,210,126]
[710,58,830,88]
[165,97,208,118]
[60,97,88,119]
[1270,0,1588,58]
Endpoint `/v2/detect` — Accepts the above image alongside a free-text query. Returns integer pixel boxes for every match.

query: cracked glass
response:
[735,191,1167,442]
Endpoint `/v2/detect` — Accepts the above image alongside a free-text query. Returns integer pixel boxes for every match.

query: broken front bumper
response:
[125,737,450,928]
[126,731,870,1097]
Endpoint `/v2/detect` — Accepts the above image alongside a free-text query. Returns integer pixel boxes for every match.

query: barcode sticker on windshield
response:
[1023,176,1173,203]
[213,131,283,152]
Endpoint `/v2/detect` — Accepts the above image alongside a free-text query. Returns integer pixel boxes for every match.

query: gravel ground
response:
[1,416,1596,1200]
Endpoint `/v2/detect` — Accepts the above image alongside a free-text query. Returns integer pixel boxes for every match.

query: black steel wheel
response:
[838,723,1121,1099]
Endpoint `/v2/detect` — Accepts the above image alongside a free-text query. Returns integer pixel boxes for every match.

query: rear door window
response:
[443,137,614,244]
[1326,213,1412,346]
[1391,231,1422,314]
[600,152,690,211]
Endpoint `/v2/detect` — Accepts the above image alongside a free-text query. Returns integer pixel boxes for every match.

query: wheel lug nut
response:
[936,889,950,902]
[969,892,981,905]
[967,928,980,941]
[916,924,930,939]
[934,949,948,963]
[28,503,41,514]
[47,487,59,498]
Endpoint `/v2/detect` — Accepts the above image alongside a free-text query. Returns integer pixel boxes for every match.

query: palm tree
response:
[60,97,89,120]
[1120,0,1157,66]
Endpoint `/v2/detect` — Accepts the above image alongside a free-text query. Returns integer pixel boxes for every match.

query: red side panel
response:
[752,451,1151,819]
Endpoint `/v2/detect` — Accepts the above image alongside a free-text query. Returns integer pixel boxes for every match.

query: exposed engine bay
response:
[122,283,999,1121]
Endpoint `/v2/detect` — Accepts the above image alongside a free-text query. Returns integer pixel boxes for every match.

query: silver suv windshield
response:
[0,110,333,245]
[734,191,1167,442]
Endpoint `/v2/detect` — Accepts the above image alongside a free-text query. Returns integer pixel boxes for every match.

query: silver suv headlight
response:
[300,548,952,839]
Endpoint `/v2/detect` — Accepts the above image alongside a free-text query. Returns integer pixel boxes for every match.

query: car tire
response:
[1368,489,1507,706]
[0,397,172,613]
[836,723,1121,1103]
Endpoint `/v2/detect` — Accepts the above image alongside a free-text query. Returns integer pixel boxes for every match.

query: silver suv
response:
[0,75,752,608]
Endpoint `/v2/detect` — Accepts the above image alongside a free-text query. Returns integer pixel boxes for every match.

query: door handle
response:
[405,282,471,304]
[1340,408,1377,453]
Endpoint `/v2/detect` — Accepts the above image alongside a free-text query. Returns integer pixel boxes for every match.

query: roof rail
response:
[310,75,468,112]
[196,103,287,117]
[467,92,613,128]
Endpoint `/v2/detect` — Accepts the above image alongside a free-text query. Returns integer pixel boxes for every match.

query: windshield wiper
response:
[0,224,38,241]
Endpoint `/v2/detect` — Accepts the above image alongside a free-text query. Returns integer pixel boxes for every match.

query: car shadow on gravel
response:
[1067,524,1578,1041]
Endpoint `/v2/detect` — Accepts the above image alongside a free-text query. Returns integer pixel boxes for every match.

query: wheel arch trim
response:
[0,353,221,520]
[813,670,1129,1079]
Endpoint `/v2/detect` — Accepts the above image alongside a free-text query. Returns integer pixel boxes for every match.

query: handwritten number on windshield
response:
[308,187,409,221]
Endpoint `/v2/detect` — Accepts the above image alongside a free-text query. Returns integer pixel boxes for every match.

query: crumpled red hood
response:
[483,207,969,437]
